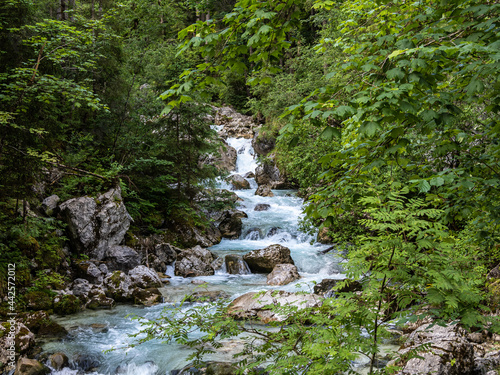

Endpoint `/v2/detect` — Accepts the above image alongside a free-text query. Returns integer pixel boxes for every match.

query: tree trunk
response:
[69,0,75,21]
[57,0,67,20]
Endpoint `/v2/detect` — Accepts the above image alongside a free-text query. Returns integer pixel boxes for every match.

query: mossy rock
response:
[488,279,500,307]
[206,362,238,375]
[53,295,81,315]
[17,235,40,255]
[124,231,139,247]
[109,271,123,288]
[21,311,68,338]
[24,291,53,311]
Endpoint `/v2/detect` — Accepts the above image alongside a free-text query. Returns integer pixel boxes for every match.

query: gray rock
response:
[49,352,69,370]
[73,261,103,284]
[186,290,231,302]
[41,194,60,216]
[394,322,474,375]
[104,245,140,272]
[148,243,178,273]
[228,290,321,323]
[243,244,294,273]
[255,184,274,197]
[255,162,289,189]
[218,210,248,239]
[244,227,263,240]
[226,174,250,190]
[0,323,35,371]
[71,278,92,297]
[202,141,237,172]
[132,287,163,306]
[128,265,162,289]
[86,293,115,310]
[489,263,500,278]
[59,186,132,260]
[14,358,50,375]
[474,350,500,374]
[175,246,216,277]
[252,129,275,156]
[313,278,362,297]
[215,106,256,139]
[172,222,221,248]
[71,279,111,308]
[254,203,270,211]
[266,264,300,286]
[225,255,251,275]
[103,271,133,302]
[98,263,108,274]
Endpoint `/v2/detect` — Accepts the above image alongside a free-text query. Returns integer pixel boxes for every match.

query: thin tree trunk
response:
[69,0,75,21]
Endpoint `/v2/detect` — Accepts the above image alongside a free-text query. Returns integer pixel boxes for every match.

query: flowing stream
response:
[42,137,348,375]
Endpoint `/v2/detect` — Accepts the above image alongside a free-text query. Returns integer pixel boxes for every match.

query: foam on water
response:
[226,137,258,175]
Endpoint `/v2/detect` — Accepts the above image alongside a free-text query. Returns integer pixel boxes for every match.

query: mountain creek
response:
[31,134,397,375]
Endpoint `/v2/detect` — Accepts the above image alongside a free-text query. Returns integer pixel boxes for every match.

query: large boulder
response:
[255,162,289,189]
[14,358,50,375]
[49,353,69,371]
[255,185,274,197]
[215,106,256,139]
[21,311,68,338]
[103,271,133,302]
[70,278,92,299]
[70,279,114,309]
[226,174,250,190]
[73,260,103,284]
[243,244,294,273]
[175,246,216,277]
[148,243,178,273]
[53,294,81,315]
[0,322,35,371]
[266,264,300,286]
[104,245,141,272]
[131,288,163,306]
[218,210,248,239]
[393,322,475,375]
[225,255,251,275]
[128,265,162,289]
[228,290,321,323]
[200,140,237,173]
[41,194,60,216]
[59,186,132,260]
[171,222,222,248]
[252,129,275,156]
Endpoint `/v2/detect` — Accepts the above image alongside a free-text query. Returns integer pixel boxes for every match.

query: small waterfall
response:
[226,138,258,175]
[225,255,251,275]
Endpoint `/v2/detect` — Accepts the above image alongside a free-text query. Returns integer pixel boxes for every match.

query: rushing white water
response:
[225,137,258,176]
[43,137,347,375]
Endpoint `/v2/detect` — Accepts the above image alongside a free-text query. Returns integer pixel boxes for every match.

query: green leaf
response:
[430,177,445,187]
[321,126,341,140]
[418,180,431,192]
[386,68,405,80]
